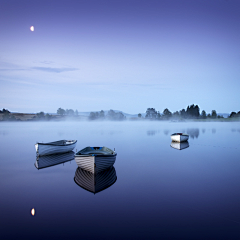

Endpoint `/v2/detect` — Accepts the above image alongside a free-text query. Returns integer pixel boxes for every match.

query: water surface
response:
[0,121,240,239]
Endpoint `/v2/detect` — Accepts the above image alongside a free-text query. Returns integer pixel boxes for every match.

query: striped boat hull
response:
[74,154,116,174]
[35,151,75,169]
[74,166,117,194]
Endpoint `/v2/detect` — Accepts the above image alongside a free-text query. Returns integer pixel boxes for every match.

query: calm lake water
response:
[0,121,240,239]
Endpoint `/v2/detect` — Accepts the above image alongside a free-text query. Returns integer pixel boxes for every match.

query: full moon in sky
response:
[30,26,34,31]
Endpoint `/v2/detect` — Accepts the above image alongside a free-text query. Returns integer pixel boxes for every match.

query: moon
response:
[30,26,34,31]
[31,208,35,216]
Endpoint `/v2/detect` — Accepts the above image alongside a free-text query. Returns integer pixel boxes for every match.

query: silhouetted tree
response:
[186,104,200,118]
[201,110,207,119]
[57,108,65,115]
[107,110,125,120]
[172,111,180,118]
[211,110,217,119]
[0,108,10,114]
[75,110,78,115]
[1,110,17,121]
[229,111,240,118]
[36,112,45,119]
[162,108,172,119]
[157,111,161,120]
[115,112,125,120]
[89,112,96,120]
[138,113,142,118]
[145,108,157,119]
[107,110,115,119]
[180,109,186,118]
[45,113,52,121]
[66,109,74,115]
[99,110,105,119]
[229,112,237,118]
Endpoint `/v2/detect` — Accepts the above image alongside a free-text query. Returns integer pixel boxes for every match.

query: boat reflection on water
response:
[170,141,189,150]
[74,167,117,194]
[35,151,75,169]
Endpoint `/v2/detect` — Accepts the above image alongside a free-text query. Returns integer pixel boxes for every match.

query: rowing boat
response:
[170,133,189,142]
[35,140,77,156]
[75,146,116,173]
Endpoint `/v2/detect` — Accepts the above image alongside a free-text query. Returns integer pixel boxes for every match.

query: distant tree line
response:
[229,111,240,118]
[0,108,10,114]
[141,104,228,120]
[57,108,78,116]
[33,112,52,121]
[1,107,240,122]
[89,110,126,121]
[0,108,18,121]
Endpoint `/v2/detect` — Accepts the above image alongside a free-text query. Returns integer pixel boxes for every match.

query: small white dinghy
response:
[35,140,77,156]
[171,133,189,142]
[75,146,117,174]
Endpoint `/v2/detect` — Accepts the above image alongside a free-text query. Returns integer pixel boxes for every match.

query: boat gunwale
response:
[75,153,117,157]
[75,146,116,157]
[171,133,189,136]
[36,140,77,146]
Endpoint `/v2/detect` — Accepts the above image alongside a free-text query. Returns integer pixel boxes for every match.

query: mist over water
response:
[0,121,240,239]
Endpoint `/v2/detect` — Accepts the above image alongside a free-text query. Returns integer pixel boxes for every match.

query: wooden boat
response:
[35,151,75,169]
[35,140,77,156]
[75,146,117,174]
[170,141,189,150]
[171,133,189,142]
[74,166,117,194]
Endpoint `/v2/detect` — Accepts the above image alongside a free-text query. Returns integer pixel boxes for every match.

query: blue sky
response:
[0,0,240,114]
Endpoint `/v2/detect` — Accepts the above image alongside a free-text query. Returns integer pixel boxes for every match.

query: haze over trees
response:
[1,106,240,122]
[57,108,78,116]
[89,110,125,121]
[142,104,227,120]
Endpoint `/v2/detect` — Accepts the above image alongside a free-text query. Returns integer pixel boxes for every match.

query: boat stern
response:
[35,143,39,153]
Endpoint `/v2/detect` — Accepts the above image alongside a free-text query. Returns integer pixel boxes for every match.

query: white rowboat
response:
[171,133,189,142]
[35,140,77,156]
[75,146,116,174]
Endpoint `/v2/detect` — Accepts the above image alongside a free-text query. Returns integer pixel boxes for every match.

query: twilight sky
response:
[0,0,240,114]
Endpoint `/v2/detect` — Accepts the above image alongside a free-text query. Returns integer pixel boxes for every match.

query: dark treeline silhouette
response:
[89,110,125,121]
[229,111,240,118]
[142,104,228,120]
[0,108,10,114]
[0,108,18,121]
[1,106,240,121]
